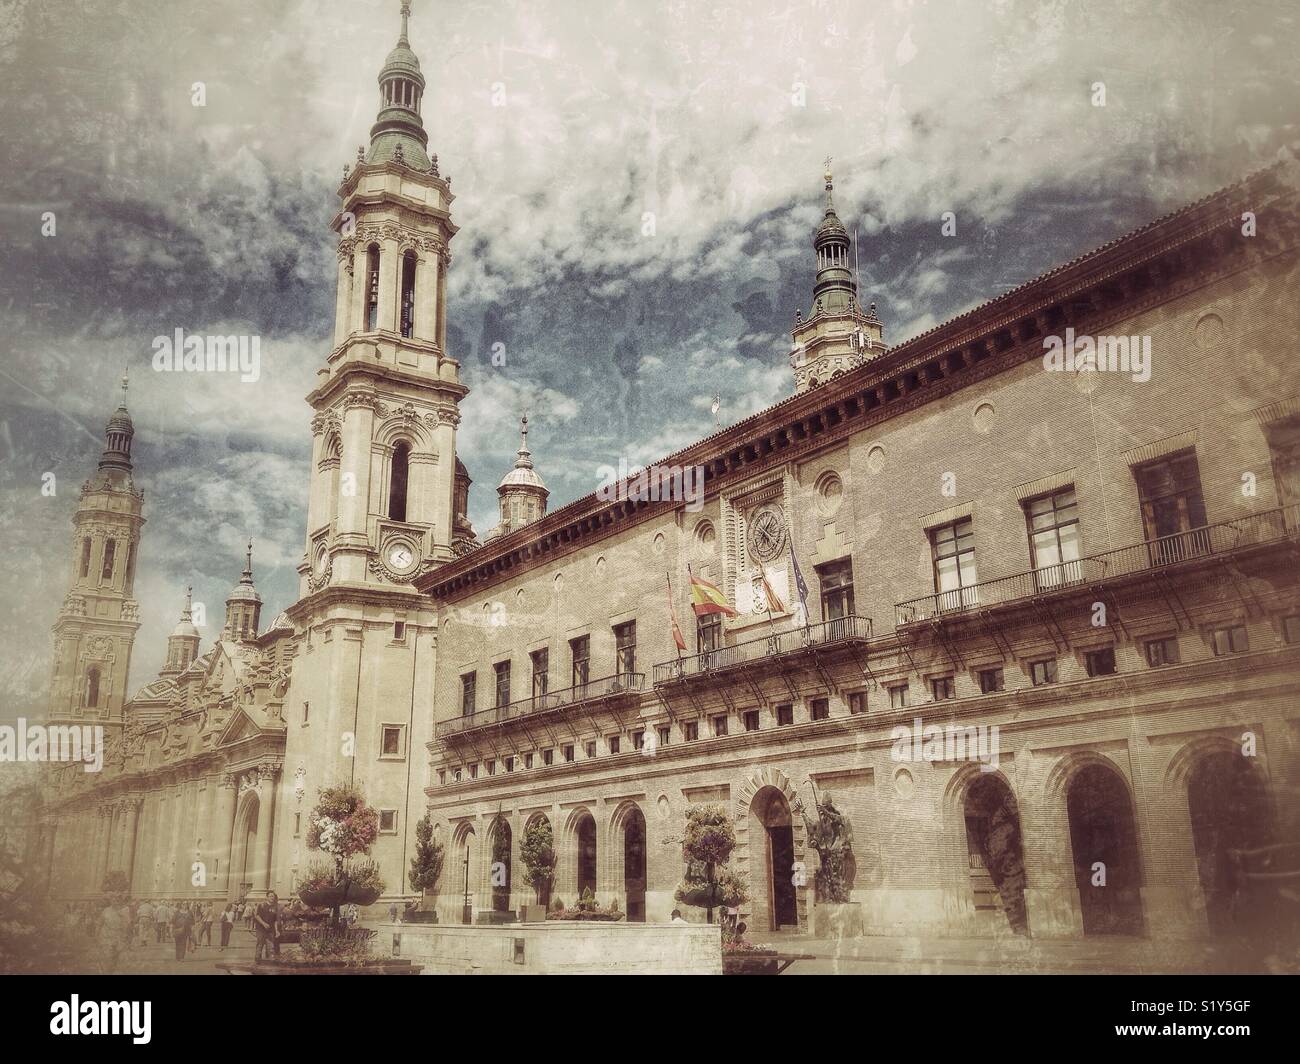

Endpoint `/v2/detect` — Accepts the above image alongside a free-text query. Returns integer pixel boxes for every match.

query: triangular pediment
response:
[216,707,263,747]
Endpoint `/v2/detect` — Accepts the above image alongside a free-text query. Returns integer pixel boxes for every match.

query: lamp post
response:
[462,841,472,925]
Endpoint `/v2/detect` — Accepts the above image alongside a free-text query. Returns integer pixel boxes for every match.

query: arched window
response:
[400,251,417,338]
[79,538,92,578]
[389,442,410,522]
[86,667,101,708]
[125,541,137,591]
[326,435,342,520]
[365,244,381,331]
[101,539,116,581]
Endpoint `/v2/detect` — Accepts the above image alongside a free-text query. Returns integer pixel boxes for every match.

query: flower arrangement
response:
[545,888,624,921]
[305,783,379,861]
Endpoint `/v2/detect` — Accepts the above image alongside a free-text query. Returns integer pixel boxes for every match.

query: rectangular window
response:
[977,668,1004,695]
[1283,616,1300,644]
[460,672,476,716]
[931,518,978,610]
[1144,636,1180,667]
[817,558,855,633]
[744,709,761,731]
[1026,488,1081,588]
[531,648,549,700]
[101,539,117,581]
[889,684,909,709]
[542,748,554,767]
[1030,658,1058,686]
[393,620,406,642]
[608,735,620,755]
[563,744,575,763]
[570,635,590,689]
[810,697,830,721]
[685,721,699,741]
[486,760,496,776]
[381,724,404,757]
[930,677,956,701]
[505,756,515,773]
[631,729,644,752]
[437,770,446,786]
[656,725,670,748]
[469,764,478,780]
[302,701,310,725]
[523,753,533,770]
[848,692,868,715]
[776,703,794,727]
[379,810,397,833]
[614,621,637,676]
[1135,450,1209,562]
[584,740,597,759]
[494,661,511,708]
[697,612,722,663]
[1084,647,1117,677]
[1210,625,1248,656]
[713,714,728,737]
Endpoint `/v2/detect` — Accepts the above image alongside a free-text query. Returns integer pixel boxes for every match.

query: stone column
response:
[255,764,280,894]
[351,241,370,331]
[169,781,187,892]
[98,803,115,888]
[414,254,435,341]
[121,798,142,891]
[436,251,448,351]
[211,773,238,896]
[333,246,354,347]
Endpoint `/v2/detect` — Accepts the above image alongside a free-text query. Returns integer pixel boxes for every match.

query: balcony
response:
[895,503,1299,627]
[436,671,645,739]
[652,615,873,685]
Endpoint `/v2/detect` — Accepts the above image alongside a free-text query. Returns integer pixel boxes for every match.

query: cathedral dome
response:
[171,617,200,640]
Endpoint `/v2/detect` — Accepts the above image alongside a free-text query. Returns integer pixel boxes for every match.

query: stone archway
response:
[737,768,807,933]
[576,813,598,900]
[1184,748,1273,935]
[451,821,476,923]
[488,816,513,913]
[230,791,259,901]
[610,802,647,922]
[1065,762,1144,936]
[962,772,1028,935]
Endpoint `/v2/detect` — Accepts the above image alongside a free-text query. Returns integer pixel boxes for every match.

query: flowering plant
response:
[305,783,379,862]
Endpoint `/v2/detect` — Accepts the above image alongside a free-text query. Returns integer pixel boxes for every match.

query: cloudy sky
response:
[0,0,1295,713]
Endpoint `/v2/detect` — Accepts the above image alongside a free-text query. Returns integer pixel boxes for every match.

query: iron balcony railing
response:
[652,614,873,685]
[436,671,645,739]
[895,503,1299,627]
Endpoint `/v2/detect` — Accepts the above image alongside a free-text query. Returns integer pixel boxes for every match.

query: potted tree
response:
[406,814,443,924]
[519,818,556,923]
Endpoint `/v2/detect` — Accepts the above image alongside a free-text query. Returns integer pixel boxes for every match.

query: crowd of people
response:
[61,895,301,970]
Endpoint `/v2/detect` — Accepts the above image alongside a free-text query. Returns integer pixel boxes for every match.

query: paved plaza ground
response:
[89,925,1291,976]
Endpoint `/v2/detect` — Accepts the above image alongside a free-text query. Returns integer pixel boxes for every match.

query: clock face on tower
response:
[314,544,329,576]
[385,541,416,576]
[747,504,787,564]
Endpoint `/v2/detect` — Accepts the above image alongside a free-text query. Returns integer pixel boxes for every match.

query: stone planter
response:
[813,901,865,939]
[219,959,422,976]
[722,953,781,976]
[404,908,438,924]
[520,904,548,923]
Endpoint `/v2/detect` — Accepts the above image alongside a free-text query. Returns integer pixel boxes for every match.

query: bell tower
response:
[279,0,461,908]
[301,0,467,598]
[791,163,887,393]
[46,374,144,733]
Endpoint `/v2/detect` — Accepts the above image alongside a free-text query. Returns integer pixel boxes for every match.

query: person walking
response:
[172,903,193,962]
[219,904,234,950]
[155,899,170,944]
[253,892,280,962]
[200,901,216,947]
[136,900,154,948]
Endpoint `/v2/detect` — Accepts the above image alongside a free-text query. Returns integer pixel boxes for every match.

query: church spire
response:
[224,540,263,642]
[366,1,432,168]
[811,161,857,316]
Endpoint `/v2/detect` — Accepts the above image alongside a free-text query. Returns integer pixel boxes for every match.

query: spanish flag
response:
[689,570,739,617]
[666,573,686,652]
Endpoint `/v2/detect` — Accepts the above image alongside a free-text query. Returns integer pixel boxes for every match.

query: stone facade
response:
[34,6,1300,951]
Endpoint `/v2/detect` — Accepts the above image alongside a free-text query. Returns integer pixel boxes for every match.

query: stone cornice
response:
[422,165,1299,603]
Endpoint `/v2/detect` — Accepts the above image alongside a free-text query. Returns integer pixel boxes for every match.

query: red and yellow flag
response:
[759,568,786,614]
[689,571,739,617]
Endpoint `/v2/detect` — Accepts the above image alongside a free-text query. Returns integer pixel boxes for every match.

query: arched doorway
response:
[489,818,512,913]
[1187,751,1273,935]
[229,793,259,900]
[622,807,647,922]
[752,787,798,932]
[964,774,1028,934]
[1067,763,1144,935]
[576,813,597,900]
[451,822,476,923]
